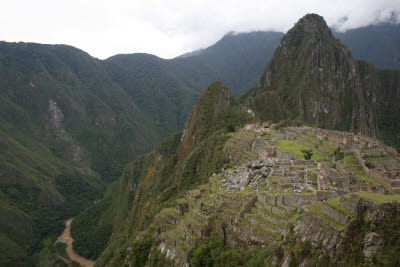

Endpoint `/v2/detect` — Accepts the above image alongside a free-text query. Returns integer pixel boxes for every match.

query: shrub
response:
[301,149,313,160]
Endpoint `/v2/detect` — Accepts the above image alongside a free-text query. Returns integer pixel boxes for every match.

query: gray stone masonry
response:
[321,202,350,225]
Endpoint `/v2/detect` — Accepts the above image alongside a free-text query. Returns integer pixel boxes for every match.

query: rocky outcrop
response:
[48,99,85,163]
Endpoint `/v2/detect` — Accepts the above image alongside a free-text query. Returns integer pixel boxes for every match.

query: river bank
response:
[56,218,96,267]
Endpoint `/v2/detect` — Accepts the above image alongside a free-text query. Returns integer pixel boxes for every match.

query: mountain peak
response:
[297,13,327,26]
[247,13,383,137]
[288,13,332,37]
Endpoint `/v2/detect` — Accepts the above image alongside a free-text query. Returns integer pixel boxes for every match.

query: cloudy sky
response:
[1,0,399,59]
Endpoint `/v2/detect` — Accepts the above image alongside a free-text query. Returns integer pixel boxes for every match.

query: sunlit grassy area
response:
[275,140,325,160]
[351,171,386,186]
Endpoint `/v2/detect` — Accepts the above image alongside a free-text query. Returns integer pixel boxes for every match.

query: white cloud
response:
[1,0,399,59]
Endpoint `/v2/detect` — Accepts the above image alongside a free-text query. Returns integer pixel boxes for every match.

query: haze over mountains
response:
[0,16,399,266]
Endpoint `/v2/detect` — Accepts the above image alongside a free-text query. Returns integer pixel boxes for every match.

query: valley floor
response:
[57,219,95,267]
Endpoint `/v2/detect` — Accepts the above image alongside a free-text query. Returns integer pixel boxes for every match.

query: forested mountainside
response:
[72,15,400,266]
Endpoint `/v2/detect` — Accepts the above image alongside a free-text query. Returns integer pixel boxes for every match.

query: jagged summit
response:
[293,13,331,33]
[279,13,336,55]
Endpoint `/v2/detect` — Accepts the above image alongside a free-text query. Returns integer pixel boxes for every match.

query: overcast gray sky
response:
[1,0,399,59]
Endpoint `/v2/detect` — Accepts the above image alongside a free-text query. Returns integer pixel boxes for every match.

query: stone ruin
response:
[137,125,400,266]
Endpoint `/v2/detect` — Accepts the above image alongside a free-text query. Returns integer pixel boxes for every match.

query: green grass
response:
[302,134,335,151]
[325,198,354,216]
[354,192,400,203]
[275,140,325,160]
[303,134,322,142]
[319,143,335,152]
[308,172,318,183]
[353,172,386,186]
[305,202,345,229]
[298,136,319,146]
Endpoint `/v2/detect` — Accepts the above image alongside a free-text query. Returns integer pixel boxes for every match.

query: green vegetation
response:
[70,201,113,259]
[54,242,68,260]
[191,235,244,267]
[275,140,325,160]
[333,147,344,162]
[352,172,386,186]
[124,237,155,267]
[301,149,313,160]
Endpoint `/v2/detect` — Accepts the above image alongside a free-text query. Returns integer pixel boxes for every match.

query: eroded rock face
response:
[48,99,85,163]
[49,99,64,128]
[363,232,382,258]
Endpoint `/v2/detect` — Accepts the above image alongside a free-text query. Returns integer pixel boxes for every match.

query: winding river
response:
[57,218,96,267]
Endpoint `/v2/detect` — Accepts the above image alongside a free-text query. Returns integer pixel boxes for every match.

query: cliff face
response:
[245,14,400,147]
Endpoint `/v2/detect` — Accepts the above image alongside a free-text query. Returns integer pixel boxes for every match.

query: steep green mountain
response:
[333,23,400,69]
[243,14,400,149]
[103,53,199,132]
[71,81,255,263]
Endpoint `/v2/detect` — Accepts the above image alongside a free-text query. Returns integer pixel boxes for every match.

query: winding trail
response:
[57,218,96,267]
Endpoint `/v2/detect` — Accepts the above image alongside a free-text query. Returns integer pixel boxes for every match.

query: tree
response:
[301,149,313,160]
[333,147,344,162]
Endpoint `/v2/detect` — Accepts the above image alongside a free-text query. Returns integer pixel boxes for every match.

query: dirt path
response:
[57,218,96,267]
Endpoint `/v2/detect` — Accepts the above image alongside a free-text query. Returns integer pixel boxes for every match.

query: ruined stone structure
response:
[137,125,400,265]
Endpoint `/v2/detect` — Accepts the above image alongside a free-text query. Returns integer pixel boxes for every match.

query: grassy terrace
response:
[302,134,335,151]
[351,171,386,186]
[354,192,400,203]
[303,133,324,143]
[305,202,345,229]
[238,217,280,238]
[325,198,354,216]
[275,139,325,160]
